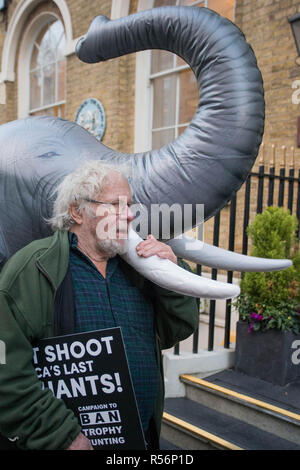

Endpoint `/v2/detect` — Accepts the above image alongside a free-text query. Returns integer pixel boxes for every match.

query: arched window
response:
[29,19,66,117]
[150,0,234,149]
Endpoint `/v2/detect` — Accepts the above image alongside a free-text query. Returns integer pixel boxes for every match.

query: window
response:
[29,19,66,117]
[150,0,234,149]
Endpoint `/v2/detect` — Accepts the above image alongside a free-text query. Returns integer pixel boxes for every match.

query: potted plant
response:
[234,206,300,386]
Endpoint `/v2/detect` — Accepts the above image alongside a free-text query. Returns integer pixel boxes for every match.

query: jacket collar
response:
[36,230,70,291]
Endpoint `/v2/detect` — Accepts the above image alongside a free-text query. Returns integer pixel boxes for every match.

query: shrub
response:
[236,206,300,333]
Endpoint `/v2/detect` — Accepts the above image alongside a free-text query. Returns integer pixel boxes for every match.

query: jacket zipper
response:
[36,261,56,292]
[36,261,57,332]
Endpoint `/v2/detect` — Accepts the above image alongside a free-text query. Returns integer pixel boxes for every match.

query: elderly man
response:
[0,161,198,450]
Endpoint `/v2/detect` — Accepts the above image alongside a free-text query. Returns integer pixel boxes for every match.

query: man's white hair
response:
[48,160,130,231]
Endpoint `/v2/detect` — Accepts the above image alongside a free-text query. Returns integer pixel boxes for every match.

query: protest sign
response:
[33,327,146,450]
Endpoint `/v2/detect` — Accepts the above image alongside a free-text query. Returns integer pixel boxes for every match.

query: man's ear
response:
[69,204,83,225]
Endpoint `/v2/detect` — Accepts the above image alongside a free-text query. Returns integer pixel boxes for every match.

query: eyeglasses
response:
[82,198,135,215]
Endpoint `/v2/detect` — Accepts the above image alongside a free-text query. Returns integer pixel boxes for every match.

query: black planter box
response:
[235,321,300,386]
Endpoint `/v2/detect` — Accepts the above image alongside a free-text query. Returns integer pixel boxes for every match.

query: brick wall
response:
[235,0,300,162]
[0,0,137,153]
[2,1,299,157]
[204,0,300,262]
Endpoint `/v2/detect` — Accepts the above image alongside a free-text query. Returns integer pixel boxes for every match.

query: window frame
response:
[29,18,66,116]
[150,62,192,144]
[149,1,205,147]
[18,11,66,118]
[135,0,234,152]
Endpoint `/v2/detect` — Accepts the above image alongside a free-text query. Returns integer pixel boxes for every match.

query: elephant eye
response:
[38,152,59,159]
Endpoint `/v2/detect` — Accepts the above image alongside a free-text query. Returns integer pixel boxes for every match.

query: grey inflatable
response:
[76,6,265,232]
[0,6,291,299]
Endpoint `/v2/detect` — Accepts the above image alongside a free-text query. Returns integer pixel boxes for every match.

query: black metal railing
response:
[174,145,300,355]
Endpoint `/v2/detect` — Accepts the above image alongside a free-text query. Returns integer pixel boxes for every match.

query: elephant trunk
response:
[76,6,265,237]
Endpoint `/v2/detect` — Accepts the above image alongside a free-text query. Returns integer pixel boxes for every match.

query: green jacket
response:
[0,230,199,450]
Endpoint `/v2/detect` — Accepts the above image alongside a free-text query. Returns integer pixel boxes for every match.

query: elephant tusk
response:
[167,235,293,272]
[120,227,240,300]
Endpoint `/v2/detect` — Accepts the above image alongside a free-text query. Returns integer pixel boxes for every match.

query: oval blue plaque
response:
[75,98,106,141]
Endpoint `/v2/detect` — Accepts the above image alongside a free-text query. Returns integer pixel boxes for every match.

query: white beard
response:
[96,238,128,258]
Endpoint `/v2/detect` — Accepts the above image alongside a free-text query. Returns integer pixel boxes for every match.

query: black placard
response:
[33,327,146,450]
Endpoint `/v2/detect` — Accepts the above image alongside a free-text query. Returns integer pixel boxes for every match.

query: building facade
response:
[0,1,299,243]
[0,0,299,348]
[0,0,299,249]
[0,1,235,153]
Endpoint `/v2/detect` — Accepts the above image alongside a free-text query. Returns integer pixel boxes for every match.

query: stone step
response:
[162,397,300,450]
[180,372,300,446]
[159,437,181,450]
[162,400,242,450]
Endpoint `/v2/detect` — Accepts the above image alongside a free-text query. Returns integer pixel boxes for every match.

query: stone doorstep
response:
[163,348,236,398]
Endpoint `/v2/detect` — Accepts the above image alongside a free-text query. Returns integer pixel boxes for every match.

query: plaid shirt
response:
[68,233,158,432]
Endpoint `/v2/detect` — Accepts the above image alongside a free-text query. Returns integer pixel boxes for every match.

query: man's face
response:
[82,172,134,257]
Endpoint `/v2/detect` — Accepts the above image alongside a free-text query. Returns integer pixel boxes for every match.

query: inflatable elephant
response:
[0,6,292,299]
